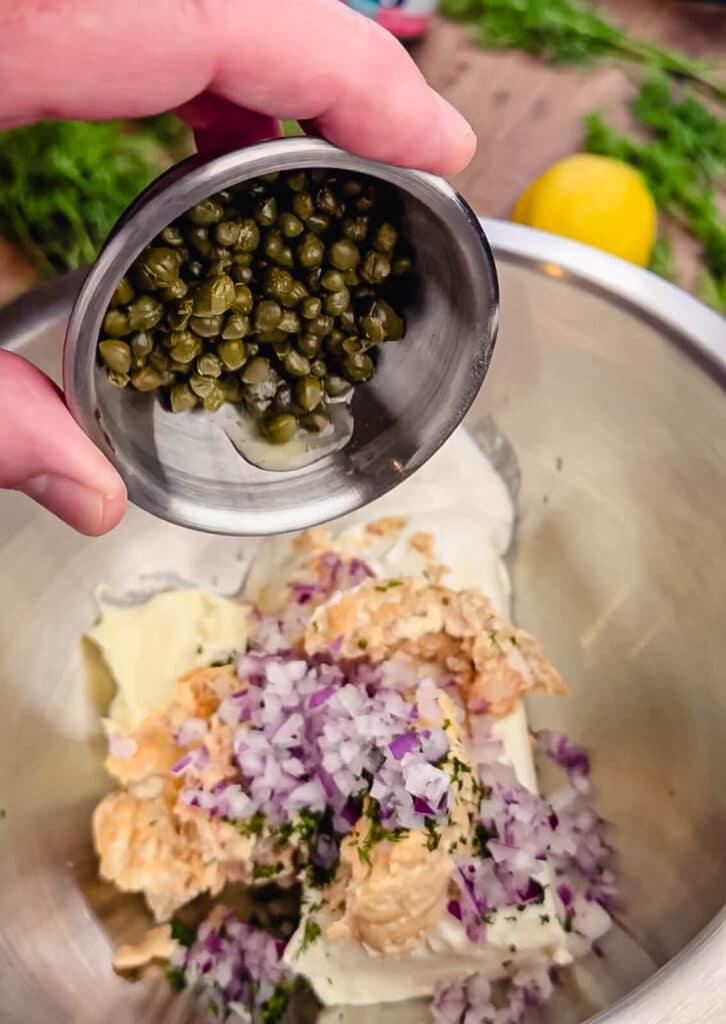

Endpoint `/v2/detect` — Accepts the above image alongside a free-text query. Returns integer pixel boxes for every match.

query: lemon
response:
[512,154,657,267]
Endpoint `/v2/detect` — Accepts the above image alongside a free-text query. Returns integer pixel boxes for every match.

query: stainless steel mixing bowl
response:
[63,137,498,535]
[1,221,725,1024]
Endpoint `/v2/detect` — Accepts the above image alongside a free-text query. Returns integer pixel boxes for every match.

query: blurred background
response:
[0,0,723,312]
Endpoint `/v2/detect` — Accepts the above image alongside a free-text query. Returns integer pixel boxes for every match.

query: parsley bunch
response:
[440,0,726,100]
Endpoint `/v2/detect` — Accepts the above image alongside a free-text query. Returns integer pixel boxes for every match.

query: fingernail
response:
[432,90,477,172]
[20,475,107,535]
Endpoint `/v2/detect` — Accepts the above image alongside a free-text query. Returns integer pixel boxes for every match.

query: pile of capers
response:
[97,169,412,444]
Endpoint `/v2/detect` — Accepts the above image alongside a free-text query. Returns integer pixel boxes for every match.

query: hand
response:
[0,0,475,535]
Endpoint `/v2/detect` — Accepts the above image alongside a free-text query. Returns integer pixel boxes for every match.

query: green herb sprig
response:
[440,0,726,101]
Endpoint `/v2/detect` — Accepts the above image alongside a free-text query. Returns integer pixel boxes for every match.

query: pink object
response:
[342,0,437,39]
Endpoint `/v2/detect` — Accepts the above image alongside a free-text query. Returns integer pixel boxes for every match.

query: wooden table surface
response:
[0,0,723,306]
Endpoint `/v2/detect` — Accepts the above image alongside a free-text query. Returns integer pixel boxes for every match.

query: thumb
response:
[0,350,126,535]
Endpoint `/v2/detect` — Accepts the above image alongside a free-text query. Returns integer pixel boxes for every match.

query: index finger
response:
[0,0,475,175]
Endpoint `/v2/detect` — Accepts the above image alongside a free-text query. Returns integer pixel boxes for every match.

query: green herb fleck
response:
[164,963,186,992]
[237,811,266,837]
[208,997,220,1016]
[540,914,551,924]
[210,655,234,667]
[424,817,441,851]
[357,638,368,650]
[253,861,284,880]
[374,579,403,591]
[261,982,293,1024]
[472,823,496,858]
[563,913,574,933]
[170,917,196,948]
[299,917,322,954]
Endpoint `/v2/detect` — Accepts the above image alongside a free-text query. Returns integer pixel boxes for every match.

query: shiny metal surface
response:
[63,137,499,535]
[1,221,726,1024]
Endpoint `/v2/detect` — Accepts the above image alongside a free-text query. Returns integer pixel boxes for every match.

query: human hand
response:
[0,0,475,535]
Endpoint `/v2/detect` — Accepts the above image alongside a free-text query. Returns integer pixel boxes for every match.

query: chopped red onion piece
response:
[175,717,207,746]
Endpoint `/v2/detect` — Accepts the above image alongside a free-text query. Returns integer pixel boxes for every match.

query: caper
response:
[306,267,323,293]
[341,178,363,199]
[170,382,199,412]
[99,340,132,374]
[232,264,254,284]
[109,276,134,308]
[325,331,345,358]
[148,349,170,373]
[294,375,323,412]
[102,309,131,338]
[254,197,278,227]
[167,298,193,331]
[185,259,204,280]
[131,367,164,392]
[298,334,321,358]
[197,353,223,378]
[217,339,248,371]
[280,212,304,238]
[106,370,130,388]
[138,246,181,287]
[343,268,360,287]
[233,283,254,315]
[329,238,360,271]
[301,296,322,319]
[190,314,224,338]
[342,352,374,382]
[264,230,293,267]
[128,296,164,333]
[278,310,301,334]
[356,185,376,212]
[241,357,274,385]
[159,277,188,301]
[301,411,331,433]
[130,261,159,292]
[307,213,330,234]
[392,255,413,276]
[207,257,233,276]
[292,192,314,221]
[161,225,185,248]
[338,309,356,333]
[235,219,260,252]
[130,331,155,367]
[272,383,293,412]
[261,412,298,445]
[310,359,327,379]
[369,299,405,341]
[187,198,224,226]
[189,374,218,400]
[360,315,385,345]
[343,216,368,243]
[324,374,353,399]
[316,186,341,217]
[309,314,333,337]
[257,328,288,345]
[324,287,351,317]
[360,251,391,285]
[215,220,242,247]
[245,341,260,357]
[283,350,311,377]
[254,299,282,333]
[193,274,236,316]
[321,270,346,292]
[170,334,202,364]
[272,338,292,359]
[221,312,250,340]
[286,171,308,192]
[373,222,398,254]
[342,336,363,355]
[264,267,293,304]
[219,374,244,404]
[202,387,225,413]
[187,226,213,257]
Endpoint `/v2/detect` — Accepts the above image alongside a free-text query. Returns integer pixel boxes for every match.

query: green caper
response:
[207,258,233,276]
[167,298,193,331]
[301,296,322,319]
[360,315,385,345]
[148,349,170,373]
[280,212,304,238]
[264,267,294,304]
[373,222,398,254]
[203,386,225,413]
[301,411,331,433]
[324,374,353,398]
[294,375,323,412]
[257,328,287,345]
[245,341,260,357]
[131,367,164,392]
[130,332,155,367]
[187,226,213,257]
[190,314,224,338]
[370,299,405,340]
[217,339,248,371]
[343,268,360,287]
[307,213,330,234]
[360,251,391,285]
[254,299,282,332]
[341,178,363,199]
[310,359,327,379]
[106,370,130,388]
[170,382,199,412]
[343,216,368,243]
[161,225,185,248]
[215,220,242,247]
[99,340,132,374]
[309,314,333,337]
[278,310,301,334]
[138,246,181,287]
[109,276,134,308]
[342,352,374,382]
[130,261,159,292]
[286,171,308,192]
[189,374,218,399]
[329,238,360,271]
[325,332,345,358]
[197,353,223,378]
[235,219,260,252]
[264,230,293,267]
[193,274,236,316]
[292,192,314,221]
[306,268,323,293]
[391,255,413,276]
[185,260,204,280]
[316,186,341,217]
[338,309,356,333]
[324,287,351,317]
[254,197,278,227]
[261,412,298,445]
[241,357,274,385]
[298,333,321,358]
[221,312,250,340]
[342,336,363,355]
[232,264,254,284]
[272,383,293,412]
[102,309,132,337]
[170,334,202,364]
[283,350,311,377]
[232,283,254,314]
[272,338,292,359]
[356,185,376,212]
[321,270,346,292]
[159,277,188,301]
[127,295,163,333]
[219,374,244,404]
[187,198,225,226]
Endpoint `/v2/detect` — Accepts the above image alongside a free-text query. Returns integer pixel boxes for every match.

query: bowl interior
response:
[64,141,498,534]
[2,242,726,1023]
